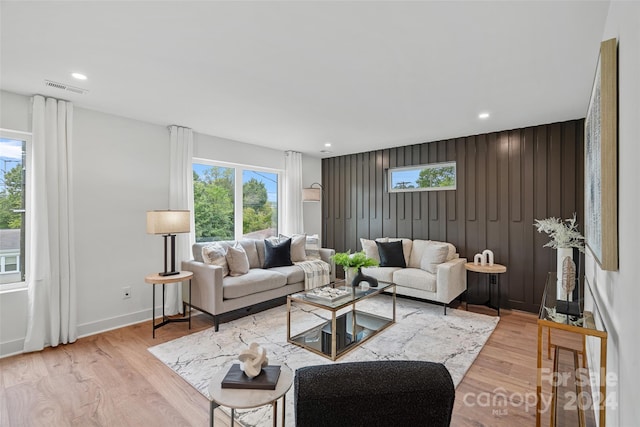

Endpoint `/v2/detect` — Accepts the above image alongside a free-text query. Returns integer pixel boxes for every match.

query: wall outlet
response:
[122,286,131,299]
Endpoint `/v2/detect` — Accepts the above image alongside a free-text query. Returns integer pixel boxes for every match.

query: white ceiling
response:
[0,1,609,158]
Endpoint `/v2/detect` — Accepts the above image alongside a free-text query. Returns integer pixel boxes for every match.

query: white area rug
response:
[149,295,498,426]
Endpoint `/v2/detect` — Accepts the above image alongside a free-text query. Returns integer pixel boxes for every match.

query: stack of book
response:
[221,364,281,390]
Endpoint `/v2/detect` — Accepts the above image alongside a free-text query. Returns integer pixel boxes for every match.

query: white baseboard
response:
[76,308,153,339]
[1,305,202,359]
[0,339,25,358]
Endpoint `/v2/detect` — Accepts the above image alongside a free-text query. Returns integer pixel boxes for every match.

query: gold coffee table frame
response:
[287,281,396,361]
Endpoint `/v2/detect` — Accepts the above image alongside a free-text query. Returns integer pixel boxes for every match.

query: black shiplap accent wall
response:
[322,119,584,313]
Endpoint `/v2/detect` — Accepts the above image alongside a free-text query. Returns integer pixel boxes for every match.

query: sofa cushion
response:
[361,266,401,283]
[420,243,450,274]
[376,241,406,268]
[226,244,250,276]
[264,238,294,268]
[223,269,288,299]
[201,243,229,277]
[267,265,305,285]
[393,268,437,293]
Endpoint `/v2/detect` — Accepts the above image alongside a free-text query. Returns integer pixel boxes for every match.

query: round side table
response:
[464,262,507,315]
[144,270,193,338]
[208,364,294,427]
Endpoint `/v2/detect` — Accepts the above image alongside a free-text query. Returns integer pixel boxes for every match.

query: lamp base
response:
[159,271,180,277]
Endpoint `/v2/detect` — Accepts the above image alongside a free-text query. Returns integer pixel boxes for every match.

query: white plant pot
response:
[557,247,573,301]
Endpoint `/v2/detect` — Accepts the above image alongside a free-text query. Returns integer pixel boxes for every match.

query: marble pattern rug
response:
[149,295,498,426]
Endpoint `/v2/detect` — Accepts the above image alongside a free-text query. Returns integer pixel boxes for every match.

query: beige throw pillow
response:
[279,233,307,262]
[360,238,381,263]
[201,243,229,277]
[420,244,450,274]
[226,243,250,276]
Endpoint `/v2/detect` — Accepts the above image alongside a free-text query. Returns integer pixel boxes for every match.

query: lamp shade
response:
[146,210,190,234]
[302,187,322,202]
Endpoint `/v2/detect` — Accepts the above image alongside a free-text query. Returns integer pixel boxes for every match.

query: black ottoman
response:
[294,360,455,427]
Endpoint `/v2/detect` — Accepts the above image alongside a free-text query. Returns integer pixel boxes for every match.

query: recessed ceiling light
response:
[478,112,490,119]
[324,142,332,147]
[71,72,87,80]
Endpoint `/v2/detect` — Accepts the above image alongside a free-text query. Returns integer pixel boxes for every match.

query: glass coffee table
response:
[287,280,396,361]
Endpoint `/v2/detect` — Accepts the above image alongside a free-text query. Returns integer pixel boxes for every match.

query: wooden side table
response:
[464,262,507,315]
[144,270,193,338]
[208,364,294,427]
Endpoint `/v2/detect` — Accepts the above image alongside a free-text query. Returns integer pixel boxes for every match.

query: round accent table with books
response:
[464,262,507,316]
[208,364,294,427]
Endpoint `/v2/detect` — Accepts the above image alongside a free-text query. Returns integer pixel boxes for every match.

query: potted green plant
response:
[331,250,379,287]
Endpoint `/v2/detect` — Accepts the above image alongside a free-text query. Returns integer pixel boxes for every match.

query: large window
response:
[193,160,281,242]
[0,131,28,286]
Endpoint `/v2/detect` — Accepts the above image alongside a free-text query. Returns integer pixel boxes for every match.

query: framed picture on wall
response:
[585,38,618,271]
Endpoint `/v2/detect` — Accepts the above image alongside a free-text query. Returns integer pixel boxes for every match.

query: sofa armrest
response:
[319,248,336,282]
[435,257,467,303]
[182,259,225,315]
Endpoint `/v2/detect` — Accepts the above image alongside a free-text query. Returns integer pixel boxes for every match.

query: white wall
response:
[584,2,640,425]
[0,90,322,357]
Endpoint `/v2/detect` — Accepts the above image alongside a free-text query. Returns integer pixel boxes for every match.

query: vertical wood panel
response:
[466,136,476,222]
[428,142,438,223]
[510,130,522,222]
[447,139,457,222]
[456,138,466,255]
[522,127,536,307]
[487,133,498,221]
[322,119,584,313]
[370,151,383,237]
[561,122,577,219]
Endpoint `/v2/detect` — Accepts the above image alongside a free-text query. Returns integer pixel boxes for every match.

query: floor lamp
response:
[146,210,190,276]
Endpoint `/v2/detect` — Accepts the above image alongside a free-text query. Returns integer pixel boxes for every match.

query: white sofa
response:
[360,238,466,314]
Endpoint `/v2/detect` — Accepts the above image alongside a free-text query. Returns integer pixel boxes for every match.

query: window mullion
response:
[234,168,243,239]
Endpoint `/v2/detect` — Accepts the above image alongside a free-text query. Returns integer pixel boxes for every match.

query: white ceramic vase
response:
[556,247,573,301]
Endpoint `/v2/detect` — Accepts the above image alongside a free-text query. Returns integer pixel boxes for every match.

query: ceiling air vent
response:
[44,80,89,95]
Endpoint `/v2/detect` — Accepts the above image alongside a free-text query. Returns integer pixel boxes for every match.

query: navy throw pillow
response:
[376,240,406,267]
[264,238,293,268]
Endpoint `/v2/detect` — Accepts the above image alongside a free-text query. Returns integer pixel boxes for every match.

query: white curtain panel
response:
[166,126,195,315]
[283,151,304,235]
[23,96,77,352]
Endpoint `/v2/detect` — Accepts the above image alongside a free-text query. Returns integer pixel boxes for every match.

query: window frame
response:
[192,158,283,241]
[0,128,31,292]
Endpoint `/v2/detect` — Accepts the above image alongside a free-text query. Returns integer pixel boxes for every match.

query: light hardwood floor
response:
[0,305,584,426]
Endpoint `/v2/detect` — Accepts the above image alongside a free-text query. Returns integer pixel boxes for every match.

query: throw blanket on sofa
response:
[295,260,331,290]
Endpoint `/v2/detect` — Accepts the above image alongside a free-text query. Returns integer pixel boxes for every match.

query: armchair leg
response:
[214,316,219,332]
[443,303,447,315]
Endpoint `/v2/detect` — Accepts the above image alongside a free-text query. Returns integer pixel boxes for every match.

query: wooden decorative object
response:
[561,256,576,299]
[585,38,618,270]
